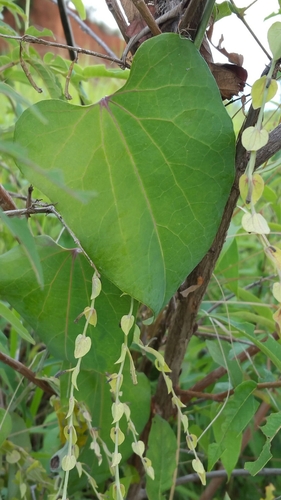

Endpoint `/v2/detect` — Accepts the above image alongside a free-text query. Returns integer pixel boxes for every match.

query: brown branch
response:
[177,467,281,485]
[51,0,120,58]
[0,351,56,396]
[105,0,130,42]
[0,34,128,68]
[131,0,162,35]
[0,185,17,211]
[179,380,281,404]
[122,4,182,61]
[179,0,207,38]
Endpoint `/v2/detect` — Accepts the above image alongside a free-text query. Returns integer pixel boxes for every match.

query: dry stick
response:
[181,380,281,403]
[105,0,130,43]
[51,0,120,59]
[131,0,162,35]
[122,4,182,61]
[0,351,56,396]
[19,42,43,93]
[177,467,281,485]
[0,185,17,211]
[0,34,128,68]
[229,0,271,60]
[179,0,207,38]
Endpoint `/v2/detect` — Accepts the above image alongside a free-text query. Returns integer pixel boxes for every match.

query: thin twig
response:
[195,331,253,345]
[202,274,277,318]
[50,0,119,59]
[0,185,17,211]
[122,4,182,62]
[4,204,99,275]
[0,351,56,396]
[177,468,281,485]
[131,0,162,36]
[105,0,129,42]
[229,0,271,60]
[20,42,43,93]
[179,380,281,403]
[64,55,77,99]
[0,33,128,68]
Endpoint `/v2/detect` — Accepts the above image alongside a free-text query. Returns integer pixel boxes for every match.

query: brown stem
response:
[0,34,128,68]
[0,351,56,396]
[0,185,17,211]
[179,0,207,38]
[131,0,162,35]
[179,380,281,403]
[105,0,130,43]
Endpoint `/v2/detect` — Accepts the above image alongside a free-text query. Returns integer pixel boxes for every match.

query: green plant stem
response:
[169,409,181,500]
[24,0,30,31]
[229,0,271,59]
[194,0,216,50]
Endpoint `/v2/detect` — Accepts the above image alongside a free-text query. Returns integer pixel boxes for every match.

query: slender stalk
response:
[194,0,216,50]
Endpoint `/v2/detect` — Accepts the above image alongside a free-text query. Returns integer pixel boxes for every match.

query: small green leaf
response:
[62,454,76,471]
[91,274,102,299]
[110,427,125,445]
[0,408,12,447]
[111,452,122,467]
[112,402,124,424]
[132,440,145,457]
[192,458,206,485]
[83,65,130,80]
[239,173,264,205]
[273,282,281,302]
[74,334,92,358]
[0,301,34,344]
[268,22,281,59]
[25,26,55,38]
[121,315,134,336]
[84,306,97,326]
[242,212,270,234]
[0,0,26,18]
[7,449,21,464]
[242,126,269,151]
[251,76,278,109]
[0,212,44,288]
[70,0,86,20]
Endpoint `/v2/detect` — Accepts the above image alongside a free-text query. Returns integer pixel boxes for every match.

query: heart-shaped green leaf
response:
[14,34,235,313]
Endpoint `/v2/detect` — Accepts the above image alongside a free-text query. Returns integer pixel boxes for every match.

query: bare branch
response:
[0,33,128,68]
[0,185,17,211]
[131,0,162,35]
[50,0,119,59]
[177,468,281,485]
[122,4,182,61]
[0,350,56,396]
[105,0,130,42]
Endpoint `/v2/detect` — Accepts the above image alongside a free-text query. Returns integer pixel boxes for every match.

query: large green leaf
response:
[14,34,235,313]
[208,381,259,477]
[146,415,177,500]
[0,236,132,372]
